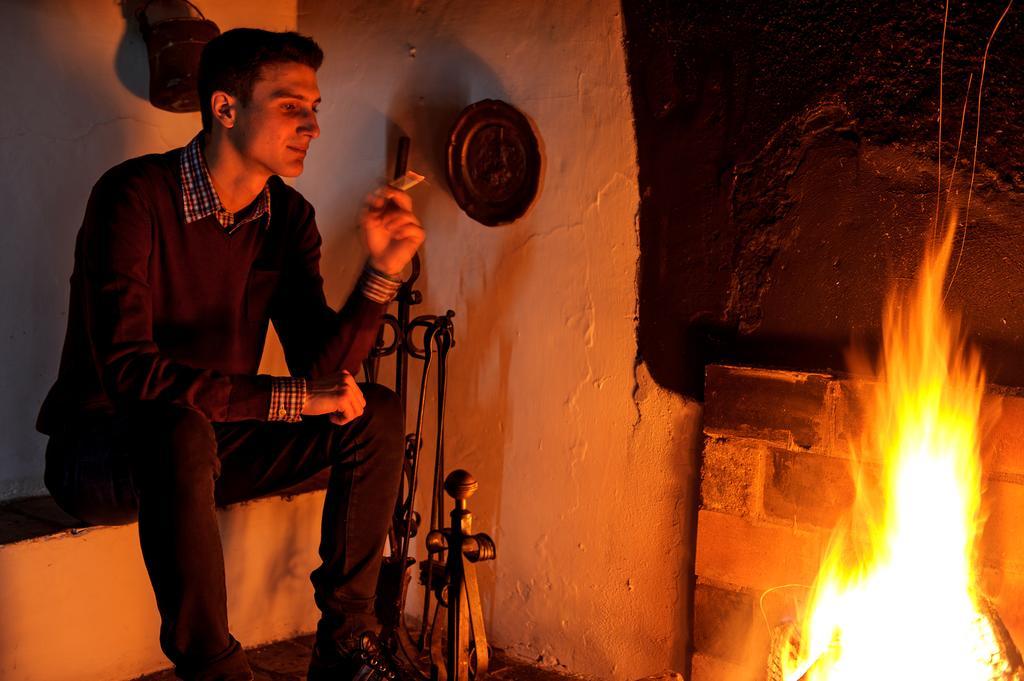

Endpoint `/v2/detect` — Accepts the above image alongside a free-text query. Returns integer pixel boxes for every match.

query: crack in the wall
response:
[507,220,581,258]
[0,116,174,146]
[559,170,634,519]
[591,171,631,212]
[629,190,644,433]
[562,252,596,519]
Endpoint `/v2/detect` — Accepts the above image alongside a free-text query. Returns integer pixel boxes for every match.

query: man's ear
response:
[210,91,238,129]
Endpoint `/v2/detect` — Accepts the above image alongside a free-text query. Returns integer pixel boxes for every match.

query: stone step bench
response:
[0,471,331,681]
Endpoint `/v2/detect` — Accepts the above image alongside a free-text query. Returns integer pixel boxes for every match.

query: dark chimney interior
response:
[623,0,1024,396]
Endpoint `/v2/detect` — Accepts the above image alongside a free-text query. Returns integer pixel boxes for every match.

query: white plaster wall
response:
[289,2,701,677]
[0,0,299,498]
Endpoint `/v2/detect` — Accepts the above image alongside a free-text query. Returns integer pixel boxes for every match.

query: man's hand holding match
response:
[361,186,425,276]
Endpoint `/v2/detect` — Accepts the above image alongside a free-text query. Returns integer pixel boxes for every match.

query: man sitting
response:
[38,28,424,681]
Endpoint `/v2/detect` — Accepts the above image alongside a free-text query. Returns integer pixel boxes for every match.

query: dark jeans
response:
[43,384,405,681]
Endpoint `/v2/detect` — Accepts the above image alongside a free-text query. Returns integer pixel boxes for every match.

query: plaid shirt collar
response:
[180,132,271,234]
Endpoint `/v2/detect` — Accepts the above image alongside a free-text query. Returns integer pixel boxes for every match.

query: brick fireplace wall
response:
[693,364,1024,681]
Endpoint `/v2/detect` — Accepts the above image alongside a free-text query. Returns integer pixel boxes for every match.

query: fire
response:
[779,222,1015,680]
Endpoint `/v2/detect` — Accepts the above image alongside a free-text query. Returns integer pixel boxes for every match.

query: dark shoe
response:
[307,632,403,681]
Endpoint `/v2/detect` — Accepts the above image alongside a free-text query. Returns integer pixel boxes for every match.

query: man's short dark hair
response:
[197,28,323,132]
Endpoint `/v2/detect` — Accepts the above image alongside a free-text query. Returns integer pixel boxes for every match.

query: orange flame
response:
[780,218,1011,680]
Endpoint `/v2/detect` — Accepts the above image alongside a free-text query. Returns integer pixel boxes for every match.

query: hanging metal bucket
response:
[137,0,220,113]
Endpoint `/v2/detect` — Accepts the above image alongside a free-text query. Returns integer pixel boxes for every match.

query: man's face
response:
[231,62,321,178]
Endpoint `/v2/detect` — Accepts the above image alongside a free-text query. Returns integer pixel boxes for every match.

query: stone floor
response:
[133,634,585,681]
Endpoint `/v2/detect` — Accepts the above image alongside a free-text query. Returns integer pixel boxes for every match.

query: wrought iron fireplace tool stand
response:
[366,137,496,681]
[424,469,496,681]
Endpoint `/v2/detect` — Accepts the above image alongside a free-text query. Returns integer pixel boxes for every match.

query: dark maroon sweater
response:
[37,149,386,435]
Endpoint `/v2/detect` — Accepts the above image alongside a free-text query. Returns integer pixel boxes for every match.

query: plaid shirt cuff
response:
[269,376,307,422]
[359,263,403,304]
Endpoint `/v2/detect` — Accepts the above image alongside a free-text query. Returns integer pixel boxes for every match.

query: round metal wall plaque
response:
[445,99,541,227]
